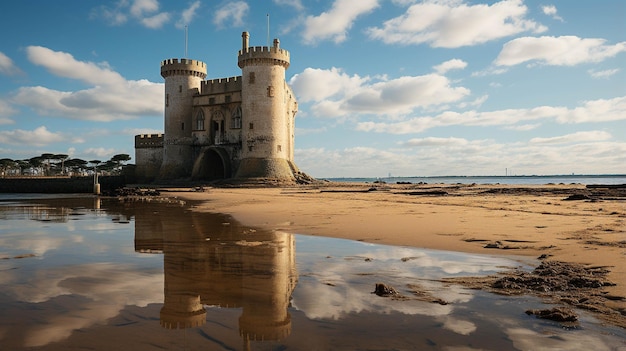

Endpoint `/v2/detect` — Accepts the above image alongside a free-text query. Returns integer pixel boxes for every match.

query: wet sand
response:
[166,182,625,327]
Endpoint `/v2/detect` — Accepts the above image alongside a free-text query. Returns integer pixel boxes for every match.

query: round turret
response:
[235,33,297,180]
[158,58,207,180]
[237,38,290,70]
[161,58,207,79]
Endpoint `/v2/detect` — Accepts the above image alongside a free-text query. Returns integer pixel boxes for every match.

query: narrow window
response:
[277,145,282,152]
[248,146,253,152]
[231,106,242,129]
[166,94,169,107]
[249,122,254,130]
[267,86,274,97]
[195,110,205,130]
[249,72,255,84]
[181,122,185,131]
[179,85,182,93]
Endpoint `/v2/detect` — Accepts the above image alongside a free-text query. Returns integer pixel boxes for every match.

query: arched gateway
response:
[191,147,232,180]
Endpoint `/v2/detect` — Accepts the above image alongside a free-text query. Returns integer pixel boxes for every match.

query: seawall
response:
[0,176,126,194]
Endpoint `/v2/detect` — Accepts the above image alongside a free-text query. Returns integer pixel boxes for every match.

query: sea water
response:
[329,174,626,185]
[0,195,624,350]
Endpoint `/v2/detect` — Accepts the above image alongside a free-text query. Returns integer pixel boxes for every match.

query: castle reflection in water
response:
[132,200,297,346]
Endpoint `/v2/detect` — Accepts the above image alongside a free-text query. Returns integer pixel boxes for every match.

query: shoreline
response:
[166,182,625,327]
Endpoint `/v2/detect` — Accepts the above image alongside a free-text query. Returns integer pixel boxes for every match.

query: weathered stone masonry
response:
[134,32,299,183]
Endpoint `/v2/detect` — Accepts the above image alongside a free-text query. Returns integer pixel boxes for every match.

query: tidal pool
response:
[0,195,623,350]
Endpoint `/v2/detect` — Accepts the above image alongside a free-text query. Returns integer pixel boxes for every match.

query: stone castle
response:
[135,32,301,183]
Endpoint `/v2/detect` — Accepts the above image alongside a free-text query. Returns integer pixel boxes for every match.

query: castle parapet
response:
[135,134,164,148]
[200,76,243,94]
[161,58,207,79]
[238,41,290,69]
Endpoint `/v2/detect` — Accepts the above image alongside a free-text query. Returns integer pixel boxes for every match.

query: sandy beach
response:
[167,182,625,327]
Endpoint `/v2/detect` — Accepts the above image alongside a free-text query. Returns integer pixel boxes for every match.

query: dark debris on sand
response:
[443,260,626,328]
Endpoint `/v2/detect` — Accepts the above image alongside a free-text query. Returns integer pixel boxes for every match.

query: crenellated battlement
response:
[238,46,290,69]
[135,134,164,148]
[161,58,207,79]
[200,76,243,94]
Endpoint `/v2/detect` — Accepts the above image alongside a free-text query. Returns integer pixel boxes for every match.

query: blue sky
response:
[0,0,624,177]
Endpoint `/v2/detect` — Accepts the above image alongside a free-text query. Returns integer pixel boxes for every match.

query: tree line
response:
[0,153,132,177]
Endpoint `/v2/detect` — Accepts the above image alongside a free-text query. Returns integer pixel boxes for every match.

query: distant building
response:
[135,32,300,183]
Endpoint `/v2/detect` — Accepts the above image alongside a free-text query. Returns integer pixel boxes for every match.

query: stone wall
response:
[0,176,126,193]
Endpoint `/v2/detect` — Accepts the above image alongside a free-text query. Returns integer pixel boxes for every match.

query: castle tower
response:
[236,32,298,180]
[159,58,207,180]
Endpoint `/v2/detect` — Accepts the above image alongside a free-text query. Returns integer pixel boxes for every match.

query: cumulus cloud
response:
[289,67,369,103]
[433,59,468,74]
[13,46,162,122]
[130,0,159,18]
[296,137,626,177]
[366,0,547,48]
[83,147,118,158]
[140,12,170,29]
[92,0,170,28]
[26,46,125,86]
[274,0,304,11]
[176,0,201,29]
[588,68,620,79]
[0,99,17,122]
[302,0,379,44]
[213,1,249,27]
[0,126,65,146]
[0,51,23,76]
[529,131,612,144]
[355,95,626,134]
[541,4,563,21]
[495,36,626,66]
[290,67,470,118]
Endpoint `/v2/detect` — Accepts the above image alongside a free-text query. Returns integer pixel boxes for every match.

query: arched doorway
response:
[191,147,232,180]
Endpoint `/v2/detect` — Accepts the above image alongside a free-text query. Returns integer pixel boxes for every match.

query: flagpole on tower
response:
[185,25,188,58]
[266,14,270,46]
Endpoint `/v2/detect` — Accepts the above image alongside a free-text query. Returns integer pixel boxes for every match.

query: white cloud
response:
[355,95,626,134]
[433,59,468,74]
[541,4,563,22]
[92,0,170,29]
[176,0,201,29]
[290,68,470,118]
[495,36,626,66]
[302,0,379,44]
[289,67,368,103]
[0,99,17,122]
[401,136,471,147]
[529,131,612,144]
[588,68,620,79]
[457,94,488,109]
[296,138,626,178]
[471,67,509,77]
[0,126,65,146]
[274,0,304,11]
[26,46,125,86]
[83,147,118,159]
[13,47,162,122]
[130,0,159,18]
[557,95,626,123]
[213,1,249,27]
[0,51,23,76]
[366,0,547,48]
[504,123,540,131]
[140,12,170,29]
